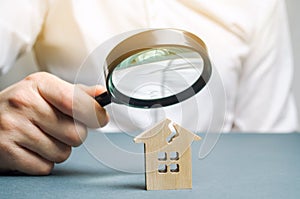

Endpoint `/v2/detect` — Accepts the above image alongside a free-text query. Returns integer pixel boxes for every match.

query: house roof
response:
[134,118,201,143]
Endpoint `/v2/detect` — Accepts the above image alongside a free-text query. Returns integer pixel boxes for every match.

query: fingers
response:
[0,115,72,175]
[72,85,109,128]
[0,72,110,175]
[12,145,54,175]
[0,139,54,175]
[7,76,89,147]
[26,72,109,128]
[30,99,88,147]
[16,119,72,163]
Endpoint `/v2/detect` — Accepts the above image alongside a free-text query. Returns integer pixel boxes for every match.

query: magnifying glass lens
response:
[110,47,204,101]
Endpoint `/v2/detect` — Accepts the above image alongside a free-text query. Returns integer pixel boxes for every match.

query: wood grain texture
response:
[134,118,201,190]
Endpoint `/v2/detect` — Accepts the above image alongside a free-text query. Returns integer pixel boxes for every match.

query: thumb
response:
[35,73,109,128]
[76,84,106,97]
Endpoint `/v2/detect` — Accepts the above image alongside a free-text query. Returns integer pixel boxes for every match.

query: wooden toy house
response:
[134,118,201,190]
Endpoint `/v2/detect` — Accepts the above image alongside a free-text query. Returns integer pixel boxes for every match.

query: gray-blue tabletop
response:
[1,133,299,199]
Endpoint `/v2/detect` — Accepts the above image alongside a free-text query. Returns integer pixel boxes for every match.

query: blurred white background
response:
[287,0,300,130]
[0,0,299,130]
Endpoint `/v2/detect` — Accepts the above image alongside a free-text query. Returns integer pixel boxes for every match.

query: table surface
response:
[1,132,299,199]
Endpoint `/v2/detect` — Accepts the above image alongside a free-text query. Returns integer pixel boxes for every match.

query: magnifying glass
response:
[95,29,212,108]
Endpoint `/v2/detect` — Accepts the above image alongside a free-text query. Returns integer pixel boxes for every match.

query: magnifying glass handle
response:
[95,92,112,107]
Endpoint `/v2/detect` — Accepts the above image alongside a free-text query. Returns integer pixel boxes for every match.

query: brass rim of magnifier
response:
[104,28,212,108]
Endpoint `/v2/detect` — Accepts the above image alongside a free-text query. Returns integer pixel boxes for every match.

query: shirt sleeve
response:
[0,0,48,75]
[233,0,298,132]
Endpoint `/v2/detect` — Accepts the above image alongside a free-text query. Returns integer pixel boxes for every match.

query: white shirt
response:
[0,0,298,132]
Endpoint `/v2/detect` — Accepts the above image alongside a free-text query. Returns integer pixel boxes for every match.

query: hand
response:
[0,72,109,175]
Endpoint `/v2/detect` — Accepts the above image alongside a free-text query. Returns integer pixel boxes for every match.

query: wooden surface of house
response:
[134,118,201,190]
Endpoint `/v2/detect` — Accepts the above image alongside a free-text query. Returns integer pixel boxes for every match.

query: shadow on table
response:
[53,167,146,190]
[0,167,129,177]
[0,167,145,190]
[52,167,113,177]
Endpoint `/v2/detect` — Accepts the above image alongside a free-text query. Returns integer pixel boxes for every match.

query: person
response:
[0,0,298,175]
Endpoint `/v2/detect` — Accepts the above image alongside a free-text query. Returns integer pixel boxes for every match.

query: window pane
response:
[158,152,167,161]
[170,164,179,172]
[170,152,179,160]
[158,164,167,173]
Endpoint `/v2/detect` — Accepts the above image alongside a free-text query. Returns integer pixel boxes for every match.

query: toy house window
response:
[158,164,168,173]
[170,152,179,160]
[158,152,167,161]
[170,164,179,172]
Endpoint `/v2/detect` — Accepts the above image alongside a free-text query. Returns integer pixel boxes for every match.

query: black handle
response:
[95,92,112,107]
